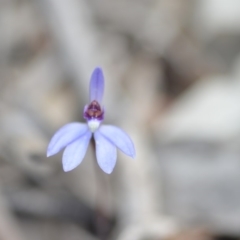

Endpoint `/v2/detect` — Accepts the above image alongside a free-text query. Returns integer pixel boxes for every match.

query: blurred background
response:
[1,0,240,239]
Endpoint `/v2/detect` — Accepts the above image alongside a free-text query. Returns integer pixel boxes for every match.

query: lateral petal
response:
[99,125,135,158]
[89,67,104,103]
[47,123,88,157]
[62,130,92,172]
[94,131,117,174]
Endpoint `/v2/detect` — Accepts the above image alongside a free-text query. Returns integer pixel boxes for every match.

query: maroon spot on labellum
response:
[84,100,104,121]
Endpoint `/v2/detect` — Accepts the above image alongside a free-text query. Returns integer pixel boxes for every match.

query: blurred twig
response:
[0,186,24,240]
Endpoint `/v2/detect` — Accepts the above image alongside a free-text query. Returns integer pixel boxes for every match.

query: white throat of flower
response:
[88,119,100,132]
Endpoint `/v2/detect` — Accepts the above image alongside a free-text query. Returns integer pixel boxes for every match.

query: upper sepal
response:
[90,67,104,103]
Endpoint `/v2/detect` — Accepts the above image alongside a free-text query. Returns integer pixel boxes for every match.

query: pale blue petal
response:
[94,131,117,174]
[99,125,135,158]
[62,130,92,172]
[47,123,88,157]
[90,67,104,103]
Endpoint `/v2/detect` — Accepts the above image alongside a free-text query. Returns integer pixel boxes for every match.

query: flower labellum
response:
[47,67,135,174]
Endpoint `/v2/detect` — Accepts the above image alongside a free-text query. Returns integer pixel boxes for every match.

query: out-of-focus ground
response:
[1,0,240,239]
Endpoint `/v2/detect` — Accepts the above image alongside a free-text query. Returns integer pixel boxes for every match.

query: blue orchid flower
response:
[47,67,135,174]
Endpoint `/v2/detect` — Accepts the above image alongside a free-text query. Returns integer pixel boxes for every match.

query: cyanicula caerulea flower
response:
[47,68,135,174]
